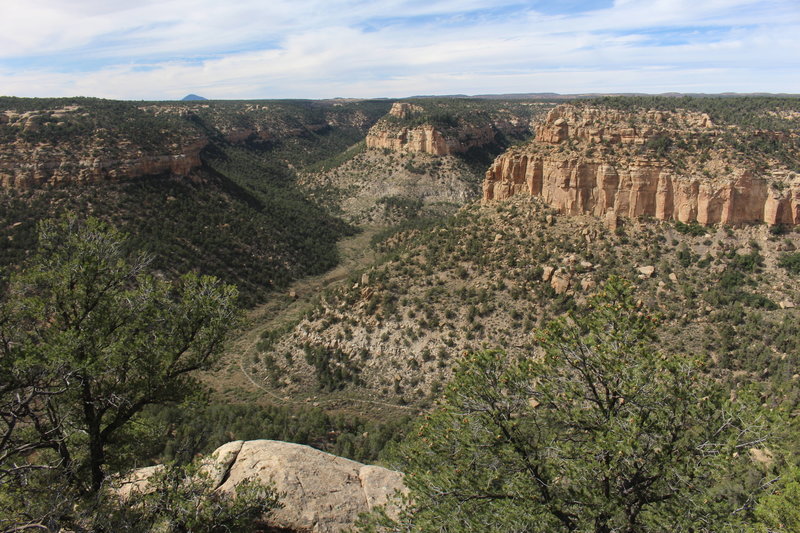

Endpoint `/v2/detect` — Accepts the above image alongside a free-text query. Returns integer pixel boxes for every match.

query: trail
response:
[206,227,416,415]
[229,226,380,362]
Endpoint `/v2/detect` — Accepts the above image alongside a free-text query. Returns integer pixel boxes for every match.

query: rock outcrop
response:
[388,102,424,120]
[122,440,406,533]
[0,104,207,188]
[366,122,496,156]
[0,98,387,190]
[483,105,800,226]
[365,101,541,156]
[0,139,206,189]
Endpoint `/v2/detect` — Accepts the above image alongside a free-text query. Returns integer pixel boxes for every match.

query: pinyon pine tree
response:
[0,216,276,531]
[367,278,763,532]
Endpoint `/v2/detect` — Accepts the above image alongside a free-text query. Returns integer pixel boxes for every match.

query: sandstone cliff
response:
[0,103,206,188]
[366,102,497,156]
[0,98,389,190]
[0,137,206,188]
[365,101,543,156]
[483,104,800,226]
[120,440,405,533]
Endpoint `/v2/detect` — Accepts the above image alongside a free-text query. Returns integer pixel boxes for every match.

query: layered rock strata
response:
[0,139,206,189]
[366,122,496,156]
[483,105,800,226]
[0,104,208,189]
[366,101,531,156]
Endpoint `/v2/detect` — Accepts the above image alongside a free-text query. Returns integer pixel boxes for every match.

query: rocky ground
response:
[228,195,799,416]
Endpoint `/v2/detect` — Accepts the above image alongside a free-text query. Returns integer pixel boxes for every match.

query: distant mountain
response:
[182,94,207,101]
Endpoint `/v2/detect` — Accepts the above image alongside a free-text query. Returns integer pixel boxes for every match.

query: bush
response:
[778,251,800,275]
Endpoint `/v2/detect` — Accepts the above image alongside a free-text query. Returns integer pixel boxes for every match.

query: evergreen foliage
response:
[101,459,279,533]
[0,96,198,148]
[752,466,800,532]
[144,401,411,465]
[585,95,800,171]
[0,216,276,531]
[588,95,800,131]
[368,278,763,532]
[778,252,800,275]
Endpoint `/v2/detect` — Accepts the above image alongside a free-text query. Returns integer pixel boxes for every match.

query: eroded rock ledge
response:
[0,105,208,189]
[0,139,207,189]
[483,105,800,226]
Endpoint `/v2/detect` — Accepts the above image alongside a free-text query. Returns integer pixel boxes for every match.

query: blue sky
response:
[0,0,798,100]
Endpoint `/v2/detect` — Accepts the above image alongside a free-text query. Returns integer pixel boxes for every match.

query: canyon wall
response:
[0,105,207,189]
[0,139,206,189]
[0,99,386,190]
[365,102,531,156]
[483,105,800,226]
[366,123,498,156]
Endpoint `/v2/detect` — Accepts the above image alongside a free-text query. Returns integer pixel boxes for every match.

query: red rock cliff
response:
[483,105,800,226]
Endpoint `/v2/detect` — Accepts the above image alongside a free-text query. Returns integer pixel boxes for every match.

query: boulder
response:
[551,271,571,294]
[125,440,406,533]
[215,440,405,532]
[637,265,655,278]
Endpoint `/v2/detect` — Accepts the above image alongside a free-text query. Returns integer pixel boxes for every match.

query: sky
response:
[0,0,798,100]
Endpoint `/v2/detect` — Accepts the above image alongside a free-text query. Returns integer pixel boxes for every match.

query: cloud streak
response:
[0,0,797,99]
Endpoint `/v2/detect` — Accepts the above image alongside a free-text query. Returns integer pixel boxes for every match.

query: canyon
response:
[483,104,800,226]
[0,99,388,189]
[3,95,800,532]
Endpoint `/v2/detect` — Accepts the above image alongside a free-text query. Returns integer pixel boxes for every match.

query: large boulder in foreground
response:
[205,440,405,532]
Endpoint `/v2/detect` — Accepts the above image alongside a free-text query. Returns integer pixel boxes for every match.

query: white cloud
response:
[0,0,798,98]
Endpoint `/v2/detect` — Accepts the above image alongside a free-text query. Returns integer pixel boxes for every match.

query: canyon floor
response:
[203,226,419,421]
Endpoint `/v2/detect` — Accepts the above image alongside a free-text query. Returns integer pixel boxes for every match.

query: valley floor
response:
[202,226,418,421]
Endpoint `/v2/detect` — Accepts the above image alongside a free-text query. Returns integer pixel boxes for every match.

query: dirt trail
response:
[236,226,380,352]
[206,228,422,418]
[204,227,386,406]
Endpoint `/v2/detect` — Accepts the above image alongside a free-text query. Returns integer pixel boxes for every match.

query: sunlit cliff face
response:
[484,105,800,226]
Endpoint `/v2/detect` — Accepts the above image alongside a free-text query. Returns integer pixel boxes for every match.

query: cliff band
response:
[365,102,534,156]
[483,104,800,226]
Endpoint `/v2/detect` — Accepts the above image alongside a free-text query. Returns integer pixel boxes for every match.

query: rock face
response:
[201,440,405,533]
[388,102,424,120]
[0,99,386,190]
[365,101,540,157]
[0,104,207,188]
[0,139,206,189]
[483,104,800,226]
[366,122,496,156]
